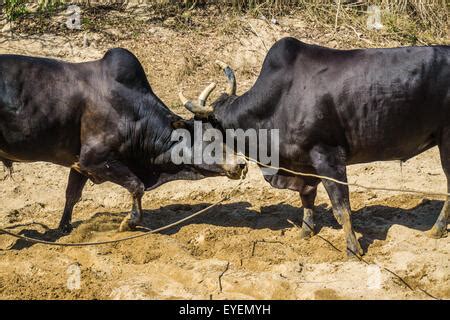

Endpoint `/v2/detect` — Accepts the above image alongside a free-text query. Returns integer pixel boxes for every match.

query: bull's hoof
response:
[346,241,364,259]
[119,218,137,232]
[346,252,362,261]
[426,225,448,239]
[299,227,314,239]
[58,223,73,234]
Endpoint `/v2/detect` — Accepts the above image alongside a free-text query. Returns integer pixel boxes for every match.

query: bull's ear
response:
[171,120,187,129]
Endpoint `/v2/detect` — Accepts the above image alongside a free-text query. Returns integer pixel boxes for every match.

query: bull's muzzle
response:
[223,159,248,180]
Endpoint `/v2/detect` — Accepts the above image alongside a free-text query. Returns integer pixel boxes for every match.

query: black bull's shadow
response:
[3,199,447,251]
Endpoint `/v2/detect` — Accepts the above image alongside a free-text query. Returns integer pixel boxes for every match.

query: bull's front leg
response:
[119,192,144,232]
[310,145,363,258]
[299,184,319,239]
[79,158,145,232]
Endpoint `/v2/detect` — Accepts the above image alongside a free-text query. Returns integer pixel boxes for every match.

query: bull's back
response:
[335,46,449,162]
[0,55,88,164]
[288,43,450,163]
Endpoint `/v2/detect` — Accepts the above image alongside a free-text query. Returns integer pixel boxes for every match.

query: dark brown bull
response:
[0,48,246,233]
[181,37,449,257]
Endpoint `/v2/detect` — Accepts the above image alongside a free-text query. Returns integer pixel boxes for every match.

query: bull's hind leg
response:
[310,145,363,258]
[427,130,450,238]
[58,169,88,233]
[299,183,319,239]
[427,200,449,238]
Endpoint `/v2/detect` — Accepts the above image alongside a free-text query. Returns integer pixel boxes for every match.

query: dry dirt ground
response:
[0,5,448,300]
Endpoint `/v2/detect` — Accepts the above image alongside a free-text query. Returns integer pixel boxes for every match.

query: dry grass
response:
[215,0,448,44]
[79,1,449,43]
[175,54,203,83]
[2,1,448,45]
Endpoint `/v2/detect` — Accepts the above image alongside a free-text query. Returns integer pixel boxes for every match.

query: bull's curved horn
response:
[198,82,216,106]
[178,90,200,113]
[216,60,237,96]
[179,90,213,117]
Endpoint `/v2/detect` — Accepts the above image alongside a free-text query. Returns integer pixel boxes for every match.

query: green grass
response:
[3,0,28,21]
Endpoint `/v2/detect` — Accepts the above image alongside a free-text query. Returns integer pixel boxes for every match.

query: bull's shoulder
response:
[271,37,307,51]
[262,37,340,71]
[264,37,305,68]
[101,48,152,93]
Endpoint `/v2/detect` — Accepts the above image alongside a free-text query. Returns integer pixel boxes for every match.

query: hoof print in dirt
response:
[346,245,364,260]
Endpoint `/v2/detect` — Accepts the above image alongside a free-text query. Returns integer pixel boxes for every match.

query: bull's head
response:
[169,118,246,180]
[176,61,243,179]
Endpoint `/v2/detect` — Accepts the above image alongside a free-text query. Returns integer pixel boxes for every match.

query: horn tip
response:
[178,91,188,105]
[216,60,228,68]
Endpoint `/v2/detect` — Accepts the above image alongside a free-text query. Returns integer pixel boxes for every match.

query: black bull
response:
[181,37,449,257]
[0,48,246,233]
